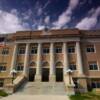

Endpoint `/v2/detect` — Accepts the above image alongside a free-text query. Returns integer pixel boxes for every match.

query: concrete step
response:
[16,82,67,95]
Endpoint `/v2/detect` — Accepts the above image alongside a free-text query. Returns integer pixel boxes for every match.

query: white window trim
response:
[86,44,96,53]
[55,48,62,54]
[68,46,76,54]
[89,61,99,71]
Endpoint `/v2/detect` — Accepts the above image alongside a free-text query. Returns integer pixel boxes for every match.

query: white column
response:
[76,41,84,75]
[63,42,69,75]
[35,43,42,81]
[49,43,55,82]
[10,44,18,72]
[50,43,55,76]
[23,43,30,77]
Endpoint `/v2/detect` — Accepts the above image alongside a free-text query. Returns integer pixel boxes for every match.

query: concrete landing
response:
[16,82,67,95]
[0,94,69,100]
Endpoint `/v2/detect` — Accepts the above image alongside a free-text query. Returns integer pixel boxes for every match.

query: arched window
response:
[30,62,36,67]
[55,61,63,68]
[42,62,49,68]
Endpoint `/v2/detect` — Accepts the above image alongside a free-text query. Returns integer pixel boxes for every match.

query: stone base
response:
[78,78,87,93]
[4,84,15,94]
[49,75,56,82]
[65,84,75,95]
[35,75,41,82]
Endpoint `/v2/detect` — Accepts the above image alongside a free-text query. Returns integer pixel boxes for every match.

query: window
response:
[0,80,3,87]
[89,62,98,70]
[2,48,9,55]
[16,63,23,71]
[0,65,6,71]
[31,47,37,54]
[68,46,75,53]
[69,63,76,70]
[43,48,49,54]
[18,47,25,54]
[86,45,95,53]
[91,82,100,88]
[55,47,62,53]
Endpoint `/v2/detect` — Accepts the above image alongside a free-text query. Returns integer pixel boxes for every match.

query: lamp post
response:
[66,69,73,84]
[10,69,17,84]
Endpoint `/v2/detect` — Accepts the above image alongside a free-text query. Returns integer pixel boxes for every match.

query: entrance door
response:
[29,68,36,81]
[56,68,63,82]
[42,68,49,82]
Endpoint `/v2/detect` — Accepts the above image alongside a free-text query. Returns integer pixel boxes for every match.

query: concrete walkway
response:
[0,94,69,100]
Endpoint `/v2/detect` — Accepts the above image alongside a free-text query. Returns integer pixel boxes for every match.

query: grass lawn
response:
[0,90,8,97]
[70,92,100,100]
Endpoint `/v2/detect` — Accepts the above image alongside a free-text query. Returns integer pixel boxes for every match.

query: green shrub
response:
[0,90,8,97]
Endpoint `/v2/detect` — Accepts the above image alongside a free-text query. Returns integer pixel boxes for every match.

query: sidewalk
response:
[0,94,69,100]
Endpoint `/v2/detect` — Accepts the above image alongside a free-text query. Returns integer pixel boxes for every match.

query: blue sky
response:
[0,0,100,33]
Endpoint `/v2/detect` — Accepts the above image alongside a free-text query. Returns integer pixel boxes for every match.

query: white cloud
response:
[0,9,30,34]
[76,7,100,30]
[53,0,79,29]
[44,16,50,24]
[37,25,45,30]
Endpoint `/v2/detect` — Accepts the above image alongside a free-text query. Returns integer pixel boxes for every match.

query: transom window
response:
[0,65,6,72]
[16,63,24,71]
[31,47,37,54]
[68,46,75,53]
[89,62,98,70]
[43,48,49,54]
[86,45,95,53]
[69,63,76,70]
[55,47,62,53]
[18,47,25,54]
[2,48,9,55]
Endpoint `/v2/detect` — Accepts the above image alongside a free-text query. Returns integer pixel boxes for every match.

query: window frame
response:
[68,46,75,54]
[1,48,9,55]
[89,62,99,71]
[18,47,25,55]
[86,45,95,53]
[43,48,50,54]
[16,63,24,72]
[69,63,77,70]
[30,47,37,54]
[0,65,6,72]
[55,47,62,53]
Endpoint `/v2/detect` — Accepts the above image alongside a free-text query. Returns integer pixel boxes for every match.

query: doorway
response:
[42,68,49,82]
[56,68,63,82]
[29,68,36,82]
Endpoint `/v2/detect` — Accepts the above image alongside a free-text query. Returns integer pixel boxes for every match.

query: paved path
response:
[0,94,69,100]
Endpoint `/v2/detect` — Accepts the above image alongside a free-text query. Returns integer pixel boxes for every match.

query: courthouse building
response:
[0,28,100,94]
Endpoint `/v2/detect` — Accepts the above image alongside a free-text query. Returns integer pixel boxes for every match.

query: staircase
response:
[16,82,67,95]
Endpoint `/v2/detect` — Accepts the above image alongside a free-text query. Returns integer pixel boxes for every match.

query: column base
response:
[78,78,87,93]
[35,75,41,82]
[49,75,56,82]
